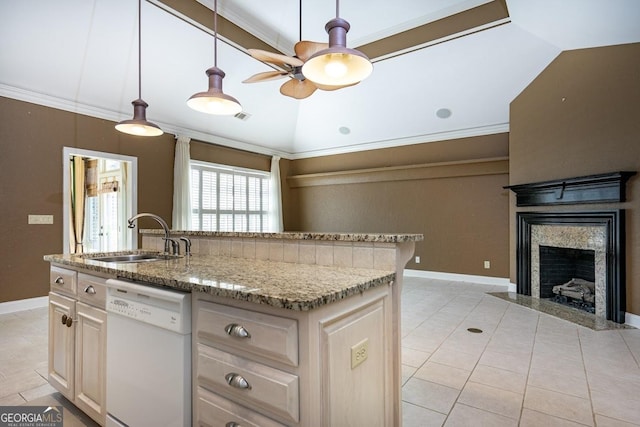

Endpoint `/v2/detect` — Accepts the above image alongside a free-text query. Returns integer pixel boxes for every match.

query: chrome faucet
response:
[127,213,174,254]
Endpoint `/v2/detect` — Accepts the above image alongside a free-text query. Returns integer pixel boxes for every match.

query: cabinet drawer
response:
[196,301,298,366]
[50,266,77,296]
[197,344,299,423]
[197,386,285,427]
[77,273,107,309]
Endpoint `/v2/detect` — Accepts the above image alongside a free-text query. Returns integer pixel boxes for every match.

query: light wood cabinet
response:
[74,301,107,422]
[48,292,75,397]
[48,266,107,426]
[193,282,393,426]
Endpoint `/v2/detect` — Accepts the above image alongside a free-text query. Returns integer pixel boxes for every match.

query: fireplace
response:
[516,211,625,323]
[540,246,595,299]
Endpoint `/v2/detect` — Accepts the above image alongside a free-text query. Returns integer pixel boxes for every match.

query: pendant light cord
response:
[213,0,218,67]
[336,0,340,18]
[137,0,142,99]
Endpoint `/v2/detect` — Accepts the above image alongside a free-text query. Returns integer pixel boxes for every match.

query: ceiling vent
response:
[234,111,251,121]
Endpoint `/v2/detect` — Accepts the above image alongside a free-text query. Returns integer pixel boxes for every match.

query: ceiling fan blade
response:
[314,81,359,91]
[248,49,303,67]
[242,71,288,84]
[294,41,329,62]
[280,79,317,99]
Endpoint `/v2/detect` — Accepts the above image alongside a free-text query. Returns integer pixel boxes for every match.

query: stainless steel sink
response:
[86,253,180,263]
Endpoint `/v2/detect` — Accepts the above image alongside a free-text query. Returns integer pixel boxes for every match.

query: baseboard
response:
[404,269,514,290]
[625,312,640,328]
[0,296,48,315]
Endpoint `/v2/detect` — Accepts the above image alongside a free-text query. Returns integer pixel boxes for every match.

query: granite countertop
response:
[139,229,424,243]
[44,252,395,311]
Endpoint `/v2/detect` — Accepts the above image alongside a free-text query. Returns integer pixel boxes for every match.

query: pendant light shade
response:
[115,99,163,136]
[302,16,373,86]
[187,67,242,115]
[188,0,242,115]
[116,0,163,137]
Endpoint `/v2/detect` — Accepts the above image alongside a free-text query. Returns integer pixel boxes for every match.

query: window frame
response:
[190,160,270,232]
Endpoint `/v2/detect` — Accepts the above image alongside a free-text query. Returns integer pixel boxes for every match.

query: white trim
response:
[63,147,138,254]
[371,18,511,62]
[0,296,49,315]
[290,123,509,159]
[404,269,513,289]
[625,312,640,328]
[0,84,508,161]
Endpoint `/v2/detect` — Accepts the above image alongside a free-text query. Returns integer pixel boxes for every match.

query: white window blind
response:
[190,161,270,232]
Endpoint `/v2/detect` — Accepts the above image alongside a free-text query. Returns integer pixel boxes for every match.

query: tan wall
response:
[509,42,640,315]
[0,97,291,304]
[287,135,511,277]
[0,97,176,303]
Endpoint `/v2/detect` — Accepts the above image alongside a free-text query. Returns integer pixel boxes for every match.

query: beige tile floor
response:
[1,277,639,426]
[401,277,640,426]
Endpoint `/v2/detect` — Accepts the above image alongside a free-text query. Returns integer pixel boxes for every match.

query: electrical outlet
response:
[28,214,53,225]
[415,256,420,264]
[351,338,369,369]
[484,260,491,269]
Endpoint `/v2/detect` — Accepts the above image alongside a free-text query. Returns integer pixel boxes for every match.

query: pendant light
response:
[301,0,372,86]
[187,0,242,115]
[115,0,163,137]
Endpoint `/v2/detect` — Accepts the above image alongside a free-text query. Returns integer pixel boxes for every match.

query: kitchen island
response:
[45,231,422,426]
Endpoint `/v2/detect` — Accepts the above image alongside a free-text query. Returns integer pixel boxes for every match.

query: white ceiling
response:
[1,0,639,159]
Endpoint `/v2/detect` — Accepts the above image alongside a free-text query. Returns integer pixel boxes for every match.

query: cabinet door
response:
[75,301,107,426]
[48,292,75,399]
[320,298,390,427]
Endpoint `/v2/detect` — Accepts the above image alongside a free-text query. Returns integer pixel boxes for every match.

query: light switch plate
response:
[28,214,53,224]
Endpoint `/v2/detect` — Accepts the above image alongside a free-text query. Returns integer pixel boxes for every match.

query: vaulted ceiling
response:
[1,0,638,158]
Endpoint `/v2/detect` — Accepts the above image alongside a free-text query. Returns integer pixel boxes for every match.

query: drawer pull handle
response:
[61,314,72,327]
[225,423,241,427]
[225,373,251,390]
[54,276,64,285]
[84,285,96,294]
[224,323,251,339]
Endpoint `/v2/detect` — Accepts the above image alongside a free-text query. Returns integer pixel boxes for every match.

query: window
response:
[190,161,270,232]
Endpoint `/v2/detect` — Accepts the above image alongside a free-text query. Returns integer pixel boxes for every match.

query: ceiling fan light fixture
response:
[115,99,163,136]
[187,67,242,115]
[302,17,372,86]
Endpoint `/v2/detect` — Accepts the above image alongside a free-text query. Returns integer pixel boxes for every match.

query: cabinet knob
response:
[225,373,251,390]
[224,323,251,339]
[84,285,96,294]
[54,276,64,285]
[61,314,72,327]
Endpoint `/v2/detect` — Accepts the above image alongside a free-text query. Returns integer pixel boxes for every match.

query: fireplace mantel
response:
[505,172,636,207]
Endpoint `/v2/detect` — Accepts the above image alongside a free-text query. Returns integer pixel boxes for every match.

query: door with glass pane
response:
[83,159,128,253]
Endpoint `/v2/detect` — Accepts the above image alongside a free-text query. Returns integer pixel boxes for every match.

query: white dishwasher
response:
[105,278,191,427]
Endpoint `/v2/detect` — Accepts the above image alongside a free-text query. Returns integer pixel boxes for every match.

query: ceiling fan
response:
[242,1,355,99]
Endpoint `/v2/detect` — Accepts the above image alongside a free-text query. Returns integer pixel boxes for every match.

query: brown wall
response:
[0,97,177,303]
[509,42,640,315]
[0,97,289,304]
[287,135,511,277]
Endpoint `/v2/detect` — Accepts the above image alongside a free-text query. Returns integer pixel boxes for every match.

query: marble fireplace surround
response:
[516,211,626,323]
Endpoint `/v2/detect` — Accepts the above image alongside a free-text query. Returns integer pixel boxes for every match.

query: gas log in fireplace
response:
[506,172,635,324]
